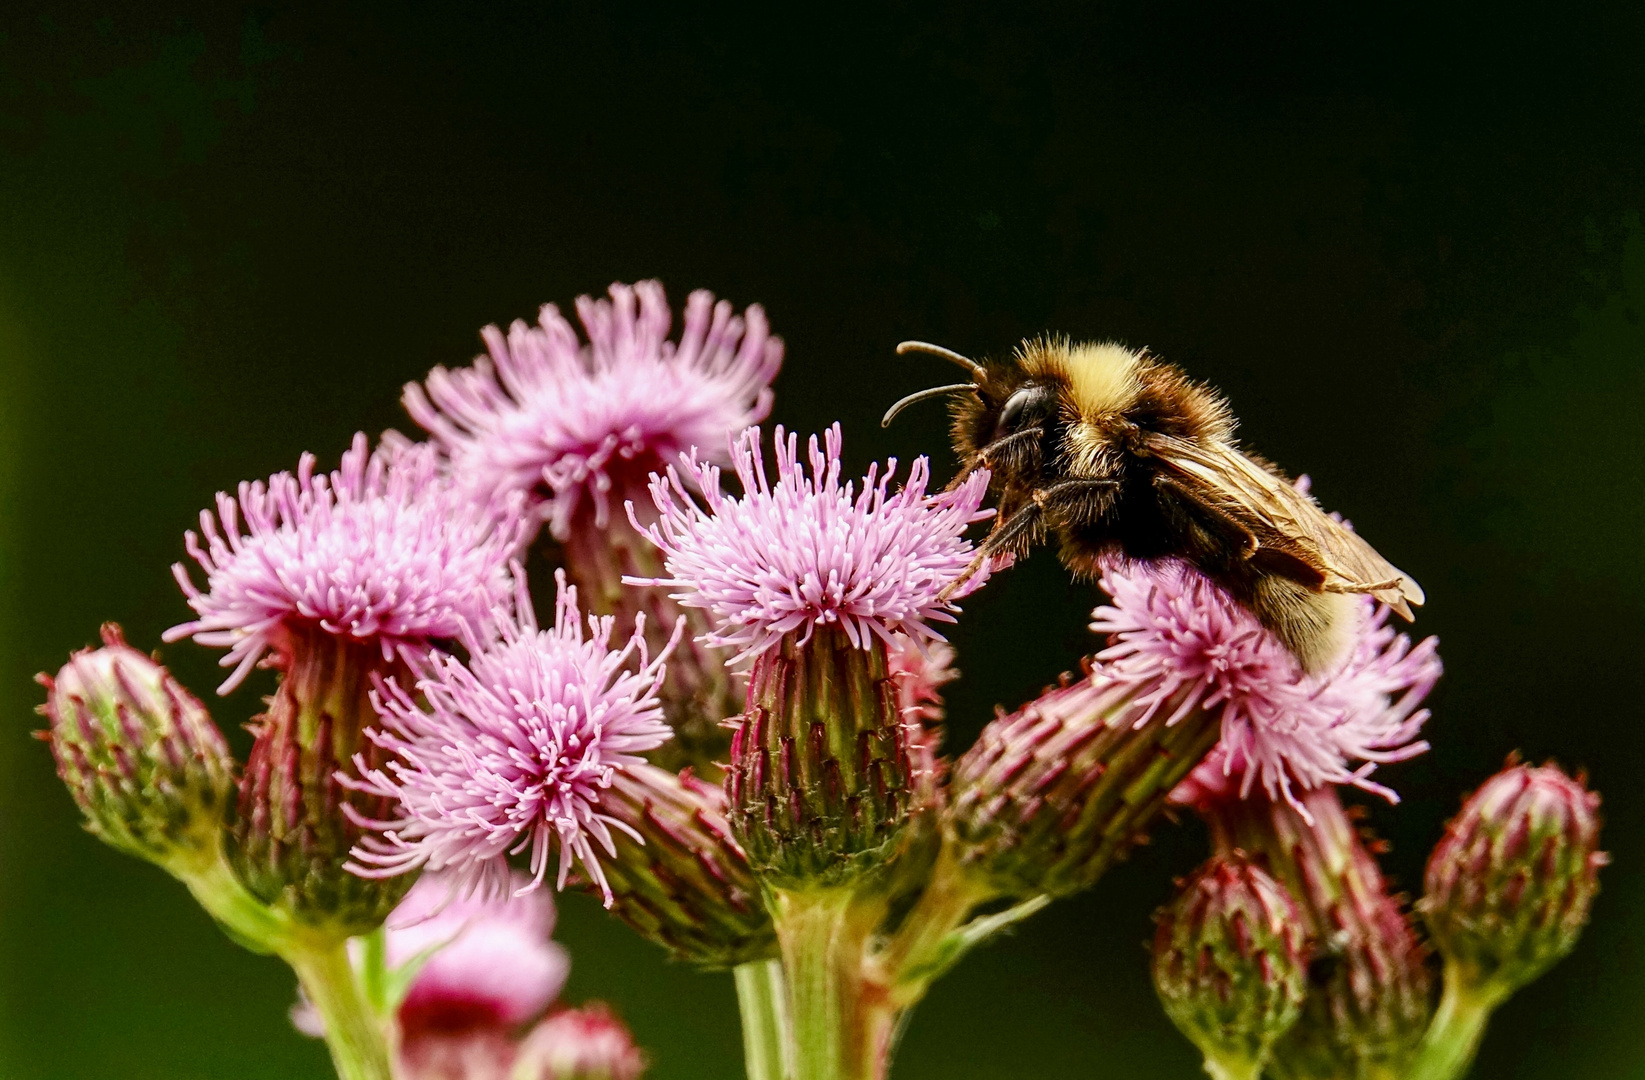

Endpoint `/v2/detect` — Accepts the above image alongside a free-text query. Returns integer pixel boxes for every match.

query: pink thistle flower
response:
[1090,558,1440,815]
[404,280,783,541]
[514,1004,647,1080]
[165,433,527,694]
[346,570,681,905]
[888,633,957,804]
[390,871,570,1035]
[628,423,995,664]
[292,870,568,1041]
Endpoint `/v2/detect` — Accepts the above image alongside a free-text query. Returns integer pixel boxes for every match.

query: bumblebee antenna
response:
[880,383,976,427]
[896,340,986,380]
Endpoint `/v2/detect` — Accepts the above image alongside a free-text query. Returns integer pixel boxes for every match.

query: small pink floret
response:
[1090,558,1441,815]
[165,433,527,694]
[405,280,783,541]
[346,571,679,906]
[627,423,994,664]
[390,871,569,1033]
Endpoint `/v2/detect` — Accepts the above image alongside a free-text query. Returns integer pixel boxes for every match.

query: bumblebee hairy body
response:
[888,336,1423,672]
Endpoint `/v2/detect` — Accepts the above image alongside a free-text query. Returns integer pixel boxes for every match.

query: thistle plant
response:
[34,279,1604,1080]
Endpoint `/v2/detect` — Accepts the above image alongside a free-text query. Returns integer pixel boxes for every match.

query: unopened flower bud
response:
[1421,762,1605,998]
[39,625,235,872]
[513,1004,647,1080]
[1153,853,1309,1079]
[596,764,777,968]
[1206,786,1432,1080]
[729,628,912,887]
[947,668,1222,899]
[230,627,414,937]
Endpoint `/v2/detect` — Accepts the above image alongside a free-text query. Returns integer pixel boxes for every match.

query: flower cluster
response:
[405,280,782,540]
[348,570,680,903]
[1092,558,1441,812]
[40,271,1606,1080]
[294,872,647,1080]
[630,423,994,663]
[165,433,526,693]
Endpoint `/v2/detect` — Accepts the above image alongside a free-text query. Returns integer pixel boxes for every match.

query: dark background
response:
[2,3,1641,1078]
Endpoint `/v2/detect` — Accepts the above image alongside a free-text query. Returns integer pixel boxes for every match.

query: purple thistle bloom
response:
[347,570,681,905]
[291,869,568,1040]
[404,280,783,541]
[1090,557,1441,814]
[390,870,569,1034]
[628,423,995,664]
[165,433,527,695]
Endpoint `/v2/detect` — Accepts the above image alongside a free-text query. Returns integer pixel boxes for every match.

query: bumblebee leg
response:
[1032,478,1120,529]
[937,501,1045,601]
[1323,577,1404,594]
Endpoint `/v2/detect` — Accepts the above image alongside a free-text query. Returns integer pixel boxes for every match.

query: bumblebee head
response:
[884,340,1061,466]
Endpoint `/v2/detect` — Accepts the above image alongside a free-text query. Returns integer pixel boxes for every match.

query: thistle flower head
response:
[595,764,776,969]
[629,423,994,664]
[166,434,527,694]
[389,871,569,1034]
[39,624,234,869]
[888,634,957,805]
[1422,761,1605,996]
[1153,852,1310,1074]
[292,869,567,1040]
[514,1004,647,1080]
[1092,558,1441,814]
[405,280,782,541]
[347,570,679,905]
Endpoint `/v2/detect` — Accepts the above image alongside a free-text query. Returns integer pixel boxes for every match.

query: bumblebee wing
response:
[1145,433,1424,619]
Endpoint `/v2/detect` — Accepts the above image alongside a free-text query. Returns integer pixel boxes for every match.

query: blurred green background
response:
[2,3,1642,1078]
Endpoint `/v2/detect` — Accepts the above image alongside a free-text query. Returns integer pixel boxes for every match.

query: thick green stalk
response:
[736,958,794,1080]
[286,940,395,1080]
[775,888,896,1080]
[1202,1054,1263,1080]
[1403,965,1502,1080]
[779,889,853,1080]
[176,850,290,956]
[873,845,998,996]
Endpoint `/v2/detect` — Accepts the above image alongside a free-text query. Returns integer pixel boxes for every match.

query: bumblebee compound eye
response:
[994,384,1053,440]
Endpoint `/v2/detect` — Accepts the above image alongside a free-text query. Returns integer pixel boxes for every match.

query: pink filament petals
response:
[1091,558,1441,815]
[627,423,995,664]
[404,280,783,541]
[165,433,527,694]
[346,570,680,906]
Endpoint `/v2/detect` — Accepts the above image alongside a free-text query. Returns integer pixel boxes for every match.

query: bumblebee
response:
[883,337,1424,671]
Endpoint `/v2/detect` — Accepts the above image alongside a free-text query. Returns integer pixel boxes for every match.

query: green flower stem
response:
[358,926,390,1013]
[1200,1053,1263,1080]
[736,958,795,1080]
[873,845,999,996]
[286,939,396,1080]
[175,851,394,1080]
[774,887,894,1080]
[175,850,291,956]
[1403,964,1504,1080]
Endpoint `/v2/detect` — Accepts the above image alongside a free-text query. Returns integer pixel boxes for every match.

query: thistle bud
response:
[1207,786,1433,1080]
[39,625,235,872]
[729,628,912,887]
[1421,762,1604,998]
[1153,854,1309,1079]
[229,627,414,937]
[947,669,1221,899]
[513,1004,647,1080]
[596,764,777,968]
